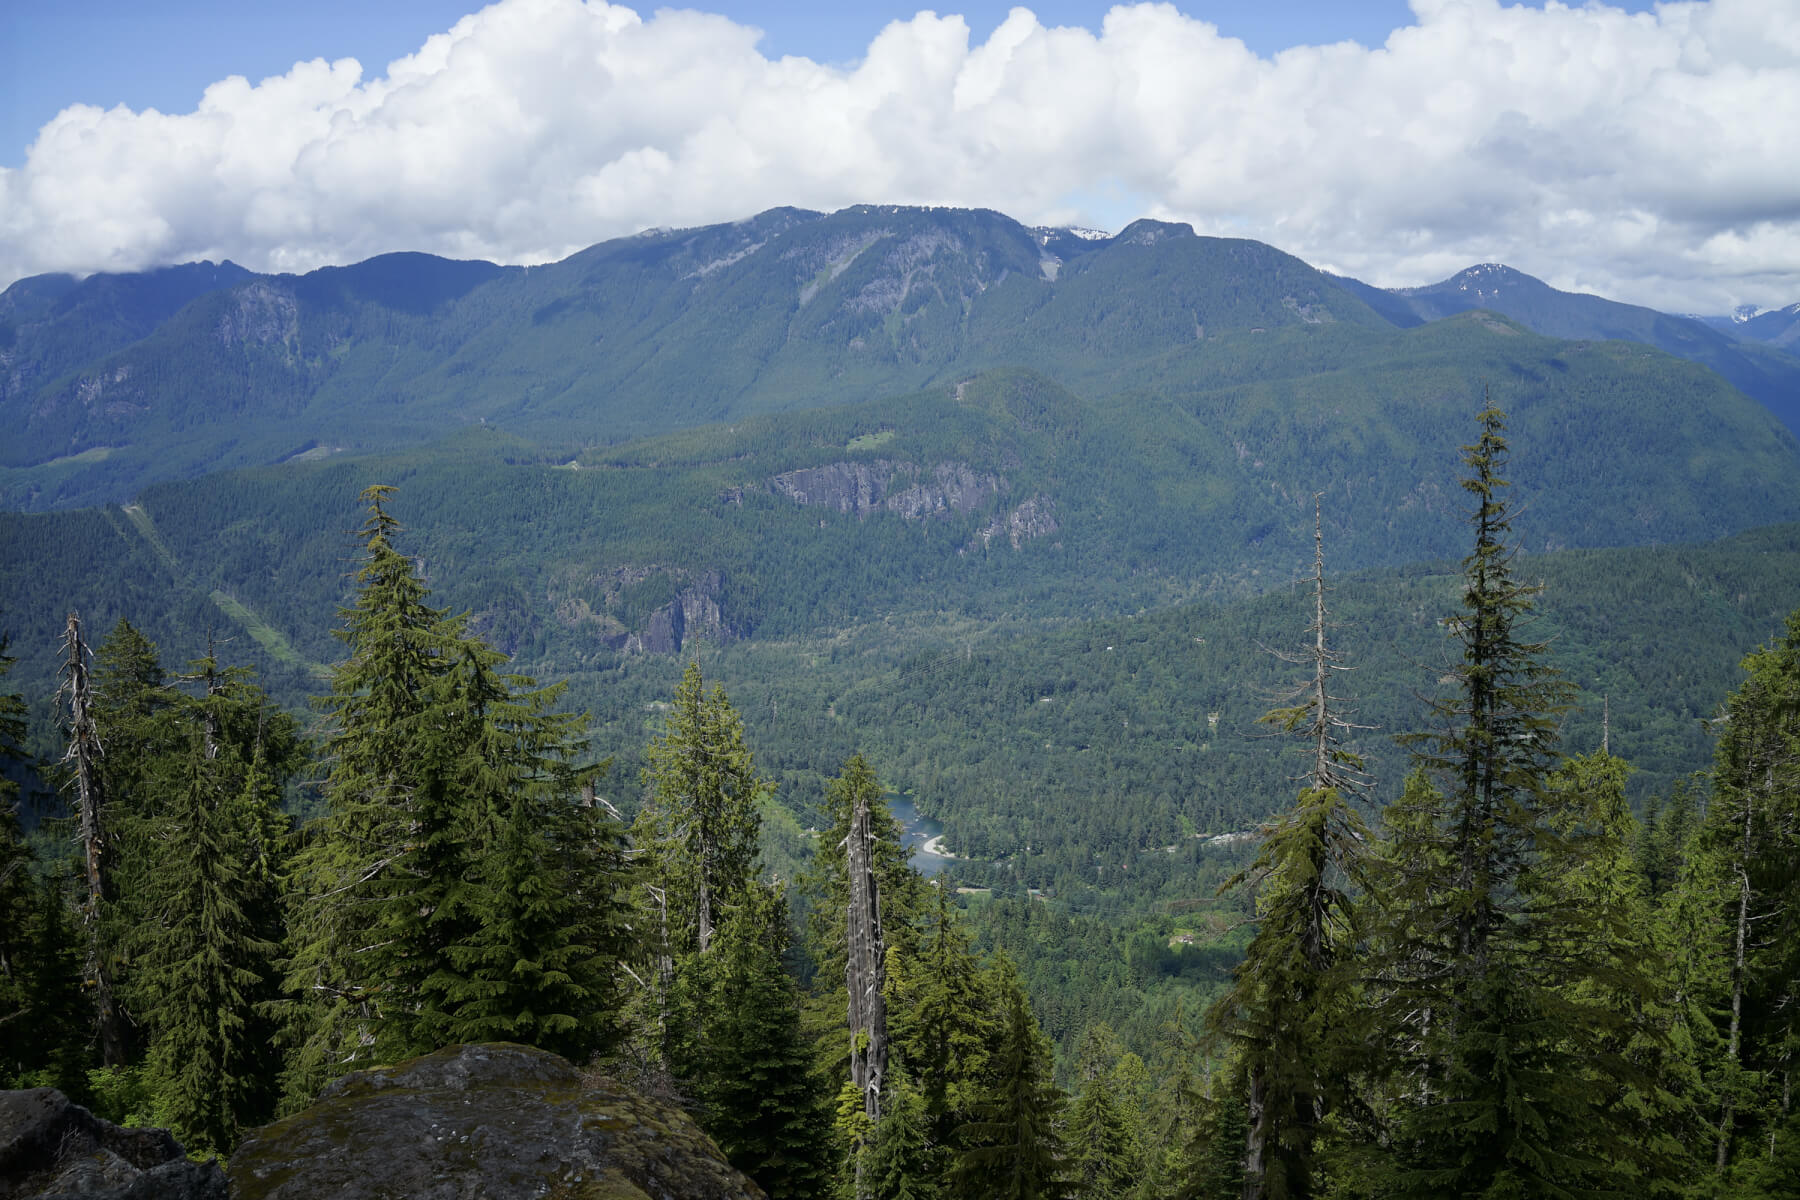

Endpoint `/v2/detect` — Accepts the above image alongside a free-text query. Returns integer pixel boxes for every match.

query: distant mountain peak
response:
[1393,263,1541,302]
[1113,218,1196,246]
[1029,225,1111,248]
[1449,262,1531,288]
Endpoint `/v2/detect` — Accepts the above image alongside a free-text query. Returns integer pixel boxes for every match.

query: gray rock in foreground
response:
[227,1042,766,1200]
[0,1087,226,1199]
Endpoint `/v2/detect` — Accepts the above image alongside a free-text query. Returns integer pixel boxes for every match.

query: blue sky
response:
[1,0,1788,313]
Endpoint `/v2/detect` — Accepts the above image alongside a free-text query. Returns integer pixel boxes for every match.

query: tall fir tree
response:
[285,485,469,1089]
[287,485,629,1098]
[632,659,768,1087]
[1693,608,1800,1181]
[1067,1025,1143,1200]
[131,660,297,1155]
[949,962,1070,1200]
[888,886,998,1159]
[1370,401,1658,1198]
[1131,1001,1211,1200]
[1212,497,1370,1200]
[865,1066,942,1200]
[637,661,765,959]
[686,880,832,1199]
[419,644,629,1062]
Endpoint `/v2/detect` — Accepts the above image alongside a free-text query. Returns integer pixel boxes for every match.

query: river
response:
[887,794,956,877]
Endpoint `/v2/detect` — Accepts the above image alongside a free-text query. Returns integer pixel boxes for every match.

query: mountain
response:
[0,205,1465,508]
[1331,263,1800,436]
[4,403,1795,881]
[1730,302,1800,351]
[3,354,1797,709]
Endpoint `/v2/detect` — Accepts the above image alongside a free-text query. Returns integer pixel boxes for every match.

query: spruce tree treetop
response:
[1400,398,1570,968]
[1371,399,1665,1199]
[1213,496,1371,1200]
[638,660,766,957]
[287,484,631,1092]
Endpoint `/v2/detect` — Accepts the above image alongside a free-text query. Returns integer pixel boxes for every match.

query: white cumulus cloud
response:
[2,0,1797,313]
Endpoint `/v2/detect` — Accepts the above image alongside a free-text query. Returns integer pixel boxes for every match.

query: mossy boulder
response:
[226,1043,764,1200]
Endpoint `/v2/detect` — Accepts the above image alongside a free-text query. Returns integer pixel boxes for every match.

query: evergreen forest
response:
[3,401,1797,1200]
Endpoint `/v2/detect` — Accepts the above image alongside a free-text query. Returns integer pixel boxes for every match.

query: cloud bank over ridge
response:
[2,0,1797,313]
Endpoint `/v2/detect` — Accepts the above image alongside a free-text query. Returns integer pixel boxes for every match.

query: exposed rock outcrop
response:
[968,494,1059,550]
[0,1087,226,1200]
[769,459,1003,519]
[550,565,732,655]
[228,1043,764,1200]
[624,574,727,656]
[215,282,298,348]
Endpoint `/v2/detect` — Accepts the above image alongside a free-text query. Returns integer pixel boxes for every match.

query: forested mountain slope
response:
[1333,262,1800,434]
[7,204,1797,508]
[4,375,1796,902]
[4,359,1796,700]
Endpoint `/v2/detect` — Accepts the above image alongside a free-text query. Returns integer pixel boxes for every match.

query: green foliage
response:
[1690,608,1800,1180]
[0,871,91,1097]
[1066,1026,1144,1200]
[284,485,628,1099]
[949,963,1071,1200]
[1368,406,1674,1198]
[685,881,833,1199]
[132,678,287,1155]
[865,1067,941,1200]
[412,647,629,1063]
[636,661,766,959]
[85,1063,160,1128]
[888,889,999,1153]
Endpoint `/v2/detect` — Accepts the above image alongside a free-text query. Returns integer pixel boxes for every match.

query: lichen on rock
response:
[226,1043,765,1200]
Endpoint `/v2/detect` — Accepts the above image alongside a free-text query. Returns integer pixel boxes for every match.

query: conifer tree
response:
[1539,752,1689,1193]
[638,661,765,958]
[1212,498,1370,1200]
[420,646,629,1061]
[688,880,832,1199]
[865,1066,941,1200]
[287,485,629,1095]
[286,485,468,1086]
[1371,401,1655,1197]
[1067,1025,1142,1200]
[889,886,997,1154]
[805,754,923,983]
[133,675,286,1155]
[950,964,1069,1200]
[92,620,175,829]
[1694,608,1800,1178]
[1132,1002,1211,1200]
[1647,833,1734,1191]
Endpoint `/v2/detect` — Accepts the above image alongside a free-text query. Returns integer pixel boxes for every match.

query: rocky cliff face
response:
[769,459,1003,520]
[969,493,1059,550]
[549,565,732,656]
[624,571,727,655]
[227,1043,765,1200]
[215,282,299,348]
[0,1087,226,1199]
